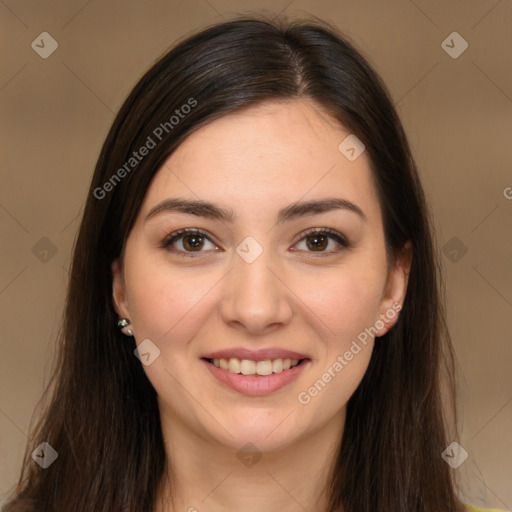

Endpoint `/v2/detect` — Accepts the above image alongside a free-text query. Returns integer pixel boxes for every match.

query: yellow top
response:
[466,505,507,512]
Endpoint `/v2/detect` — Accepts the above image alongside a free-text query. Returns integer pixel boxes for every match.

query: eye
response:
[160,229,219,258]
[292,228,350,256]
[160,227,351,259]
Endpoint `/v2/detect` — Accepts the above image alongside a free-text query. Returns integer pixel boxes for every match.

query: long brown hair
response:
[4,14,466,512]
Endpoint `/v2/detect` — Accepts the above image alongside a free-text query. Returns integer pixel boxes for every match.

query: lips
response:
[201,348,310,361]
[200,347,312,395]
[201,357,311,395]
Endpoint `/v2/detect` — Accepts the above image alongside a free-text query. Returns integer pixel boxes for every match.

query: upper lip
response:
[202,348,310,361]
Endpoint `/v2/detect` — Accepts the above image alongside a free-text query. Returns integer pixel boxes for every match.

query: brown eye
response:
[181,233,205,251]
[161,229,218,258]
[293,228,350,255]
[305,233,329,251]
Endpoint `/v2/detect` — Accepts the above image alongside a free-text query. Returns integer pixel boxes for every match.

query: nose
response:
[220,247,293,335]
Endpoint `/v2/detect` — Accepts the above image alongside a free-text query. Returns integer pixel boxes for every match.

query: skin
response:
[112,98,412,512]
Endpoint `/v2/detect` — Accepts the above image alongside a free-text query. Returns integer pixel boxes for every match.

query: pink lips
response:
[200,348,311,396]
[202,347,309,361]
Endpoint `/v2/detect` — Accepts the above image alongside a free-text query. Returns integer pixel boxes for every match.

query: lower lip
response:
[201,358,310,396]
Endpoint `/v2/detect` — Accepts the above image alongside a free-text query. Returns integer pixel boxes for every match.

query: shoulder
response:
[465,504,509,512]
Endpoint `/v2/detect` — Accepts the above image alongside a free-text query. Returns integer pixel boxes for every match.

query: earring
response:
[117,318,134,336]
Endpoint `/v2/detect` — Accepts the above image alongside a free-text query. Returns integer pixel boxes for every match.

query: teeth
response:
[272,359,283,373]
[210,357,303,376]
[241,359,256,375]
[228,358,241,373]
[256,360,273,376]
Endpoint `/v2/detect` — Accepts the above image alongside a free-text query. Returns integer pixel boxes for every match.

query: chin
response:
[204,413,306,453]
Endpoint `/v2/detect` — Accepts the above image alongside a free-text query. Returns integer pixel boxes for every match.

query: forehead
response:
[139,99,382,228]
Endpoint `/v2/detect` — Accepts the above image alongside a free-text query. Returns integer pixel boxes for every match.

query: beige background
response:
[1,0,511,508]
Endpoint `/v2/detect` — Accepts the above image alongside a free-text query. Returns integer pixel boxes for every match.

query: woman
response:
[3,15,505,512]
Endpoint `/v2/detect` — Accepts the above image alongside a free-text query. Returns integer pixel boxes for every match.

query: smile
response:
[201,357,311,396]
[207,357,303,375]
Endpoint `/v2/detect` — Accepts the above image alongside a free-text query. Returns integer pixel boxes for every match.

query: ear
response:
[375,241,412,337]
[111,258,130,319]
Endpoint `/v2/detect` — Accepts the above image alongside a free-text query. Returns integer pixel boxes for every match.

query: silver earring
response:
[117,318,134,336]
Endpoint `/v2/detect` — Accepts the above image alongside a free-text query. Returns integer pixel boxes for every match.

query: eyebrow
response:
[144,197,368,225]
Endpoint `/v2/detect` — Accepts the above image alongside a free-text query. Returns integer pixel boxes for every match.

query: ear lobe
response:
[111,258,129,318]
[376,241,413,336]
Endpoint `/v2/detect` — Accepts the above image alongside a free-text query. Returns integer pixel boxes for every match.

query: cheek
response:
[295,264,384,347]
[295,270,381,414]
[123,255,219,342]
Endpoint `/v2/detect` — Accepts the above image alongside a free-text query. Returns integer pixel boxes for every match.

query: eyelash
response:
[160,227,351,259]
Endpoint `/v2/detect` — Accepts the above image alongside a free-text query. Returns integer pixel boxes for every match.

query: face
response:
[112,99,411,452]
